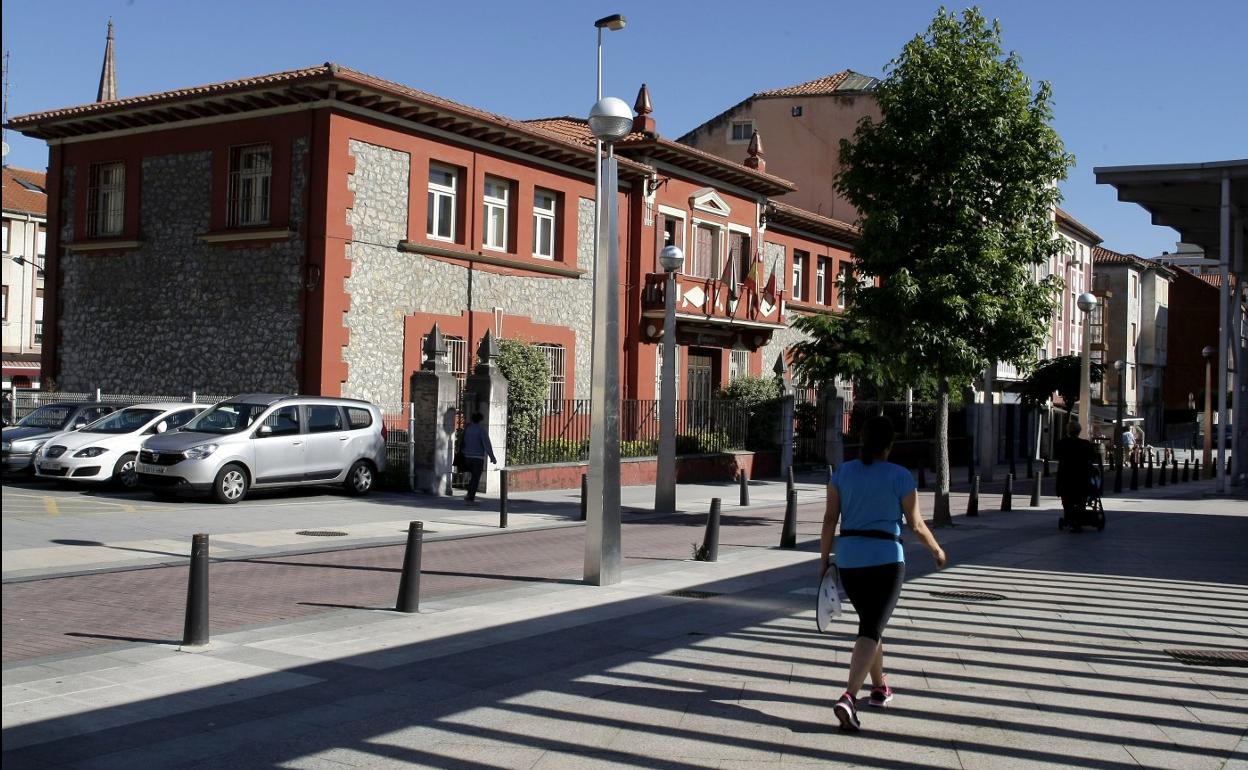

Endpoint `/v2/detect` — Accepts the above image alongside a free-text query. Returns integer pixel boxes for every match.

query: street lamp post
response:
[1076,292,1097,441]
[583,18,631,584]
[655,245,684,512]
[1203,344,1215,477]
[1113,360,1126,493]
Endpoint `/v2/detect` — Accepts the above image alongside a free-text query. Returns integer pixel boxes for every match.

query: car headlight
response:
[183,443,219,460]
[74,447,108,458]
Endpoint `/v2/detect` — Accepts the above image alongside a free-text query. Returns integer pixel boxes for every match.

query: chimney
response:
[744,129,765,172]
[96,20,117,102]
[632,83,656,137]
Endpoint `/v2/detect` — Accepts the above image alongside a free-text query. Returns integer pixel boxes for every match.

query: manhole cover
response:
[665,590,721,599]
[295,530,348,537]
[1164,649,1248,667]
[929,590,1007,602]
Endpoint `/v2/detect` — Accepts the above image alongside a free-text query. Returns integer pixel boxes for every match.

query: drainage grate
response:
[295,530,349,537]
[929,590,1007,602]
[1164,649,1248,667]
[665,590,722,600]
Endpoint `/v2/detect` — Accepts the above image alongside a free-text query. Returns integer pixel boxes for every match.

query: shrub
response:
[536,437,584,463]
[497,339,551,460]
[620,439,658,458]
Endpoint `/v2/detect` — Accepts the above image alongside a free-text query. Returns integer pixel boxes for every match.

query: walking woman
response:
[1055,421,1095,532]
[819,415,946,731]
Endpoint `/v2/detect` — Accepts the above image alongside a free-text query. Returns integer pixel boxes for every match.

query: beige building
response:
[2,165,47,389]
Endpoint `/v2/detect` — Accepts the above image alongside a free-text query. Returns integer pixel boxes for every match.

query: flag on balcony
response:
[719,248,738,306]
[744,248,763,308]
[762,262,778,308]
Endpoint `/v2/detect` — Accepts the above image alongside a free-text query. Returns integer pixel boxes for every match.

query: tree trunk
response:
[933,376,953,526]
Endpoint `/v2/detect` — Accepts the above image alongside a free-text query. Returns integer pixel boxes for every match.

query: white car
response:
[34,403,205,489]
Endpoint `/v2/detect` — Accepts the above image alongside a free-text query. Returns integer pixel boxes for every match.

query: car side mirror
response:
[156,421,168,434]
[258,424,273,436]
[73,423,87,430]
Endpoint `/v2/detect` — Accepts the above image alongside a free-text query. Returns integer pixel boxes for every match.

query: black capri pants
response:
[837,562,906,641]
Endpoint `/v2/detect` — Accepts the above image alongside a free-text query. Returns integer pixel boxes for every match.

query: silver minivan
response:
[136,394,387,503]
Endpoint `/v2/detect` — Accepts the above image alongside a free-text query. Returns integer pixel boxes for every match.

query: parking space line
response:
[42,497,60,517]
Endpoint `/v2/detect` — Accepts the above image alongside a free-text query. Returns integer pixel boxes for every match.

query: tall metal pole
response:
[1203,352,1214,475]
[1215,173,1231,493]
[1114,363,1125,494]
[655,266,678,512]
[1078,302,1093,438]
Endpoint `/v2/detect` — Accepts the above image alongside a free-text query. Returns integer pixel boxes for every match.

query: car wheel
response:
[112,453,139,490]
[344,460,374,496]
[213,463,249,504]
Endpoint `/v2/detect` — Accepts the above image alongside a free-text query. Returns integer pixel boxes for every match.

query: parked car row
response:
[2,394,387,504]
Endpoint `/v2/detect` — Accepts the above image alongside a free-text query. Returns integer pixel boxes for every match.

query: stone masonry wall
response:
[759,240,810,373]
[342,139,596,406]
[56,140,307,393]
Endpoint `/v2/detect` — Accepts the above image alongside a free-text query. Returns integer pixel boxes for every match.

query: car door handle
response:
[292,441,303,446]
[338,436,349,441]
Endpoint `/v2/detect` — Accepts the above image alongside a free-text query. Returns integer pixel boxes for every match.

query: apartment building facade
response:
[1,165,48,390]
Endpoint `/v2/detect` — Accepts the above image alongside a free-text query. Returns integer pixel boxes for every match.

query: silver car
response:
[136,395,387,503]
[2,402,119,475]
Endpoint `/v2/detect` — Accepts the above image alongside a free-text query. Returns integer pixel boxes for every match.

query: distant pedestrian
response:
[1055,421,1096,532]
[461,413,496,505]
[1121,427,1136,463]
[820,415,947,732]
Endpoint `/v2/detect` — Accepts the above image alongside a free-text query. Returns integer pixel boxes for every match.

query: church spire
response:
[96,20,117,102]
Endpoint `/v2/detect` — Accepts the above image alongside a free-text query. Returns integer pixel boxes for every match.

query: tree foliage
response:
[836,6,1073,387]
[1019,354,1104,413]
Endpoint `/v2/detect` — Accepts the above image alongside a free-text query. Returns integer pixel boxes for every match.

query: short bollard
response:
[1157,456,1167,487]
[395,521,423,613]
[1145,455,1154,488]
[1171,458,1178,485]
[1001,473,1013,511]
[699,498,722,562]
[737,469,750,506]
[499,469,509,528]
[1030,469,1041,507]
[780,489,798,549]
[579,473,588,521]
[967,475,979,517]
[1182,459,1190,482]
[1194,459,1201,480]
[918,465,927,489]
[787,466,795,493]
[181,533,210,648]
[1130,459,1139,490]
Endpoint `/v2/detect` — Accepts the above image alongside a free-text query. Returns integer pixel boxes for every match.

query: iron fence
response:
[6,388,232,423]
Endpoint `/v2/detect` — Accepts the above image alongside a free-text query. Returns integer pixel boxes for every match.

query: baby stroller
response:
[1058,465,1105,532]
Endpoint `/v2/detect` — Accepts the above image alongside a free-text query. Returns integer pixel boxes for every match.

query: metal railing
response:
[7,388,232,422]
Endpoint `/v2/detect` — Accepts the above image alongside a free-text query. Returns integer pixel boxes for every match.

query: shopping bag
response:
[816,557,842,633]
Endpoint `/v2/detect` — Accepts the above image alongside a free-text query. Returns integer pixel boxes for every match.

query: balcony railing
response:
[641,272,785,327]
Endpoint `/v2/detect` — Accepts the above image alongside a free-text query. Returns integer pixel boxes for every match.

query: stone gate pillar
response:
[774,354,794,478]
[410,324,458,496]
[822,379,848,470]
[464,331,508,494]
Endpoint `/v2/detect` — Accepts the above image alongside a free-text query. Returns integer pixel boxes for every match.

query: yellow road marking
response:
[43,497,60,517]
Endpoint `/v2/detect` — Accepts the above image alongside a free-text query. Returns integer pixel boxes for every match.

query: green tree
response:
[1019,355,1104,415]
[497,339,551,462]
[836,7,1073,524]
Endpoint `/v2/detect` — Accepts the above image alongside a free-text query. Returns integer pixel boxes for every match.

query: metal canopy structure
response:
[1095,159,1248,492]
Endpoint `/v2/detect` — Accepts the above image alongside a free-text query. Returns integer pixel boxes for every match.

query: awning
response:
[2,361,42,374]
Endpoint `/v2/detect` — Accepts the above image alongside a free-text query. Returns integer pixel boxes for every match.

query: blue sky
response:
[2,1,1245,258]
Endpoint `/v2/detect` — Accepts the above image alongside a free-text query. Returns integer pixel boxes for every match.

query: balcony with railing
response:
[641,272,786,351]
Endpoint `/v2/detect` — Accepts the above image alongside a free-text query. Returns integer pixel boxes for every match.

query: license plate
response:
[137,462,165,474]
[39,462,62,471]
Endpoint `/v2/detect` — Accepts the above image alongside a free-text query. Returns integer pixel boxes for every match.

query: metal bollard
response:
[1130,459,1139,490]
[181,533,210,648]
[1001,473,1013,511]
[1182,459,1190,483]
[780,489,798,549]
[739,469,750,507]
[499,469,509,528]
[918,465,927,489]
[1157,456,1167,487]
[1171,458,1178,485]
[1145,455,1154,488]
[787,465,795,493]
[1193,459,1201,480]
[395,521,424,613]
[579,473,588,521]
[1030,469,1041,507]
[967,475,979,517]
[700,498,721,562]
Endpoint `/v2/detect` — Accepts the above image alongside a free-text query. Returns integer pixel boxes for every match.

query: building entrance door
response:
[687,351,716,428]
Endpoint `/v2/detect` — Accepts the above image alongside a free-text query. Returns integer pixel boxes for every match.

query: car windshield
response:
[84,408,163,434]
[15,405,74,430]
[184,403,269,434]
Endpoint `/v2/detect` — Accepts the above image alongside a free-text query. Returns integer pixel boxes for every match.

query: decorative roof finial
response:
[96,20,117,102]
[744,129,765,172]
[422,324,449,371]
[632,83,656,137]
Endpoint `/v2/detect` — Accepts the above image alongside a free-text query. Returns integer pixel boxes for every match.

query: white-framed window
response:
[532,188,557,259]
[227,143,272,227]
[659,206,686,255]
[427,163,458,242]
[837,263,850,309]
[727,230,750,287]
[36,227,46,258]
[729,349,751,383]
[535,343,566,404]
[87,161,125,237]
[2,284,8,321]
[792,251,806,301]
[691,222,720,279]
[1,221,9,253]
[482,177,510,251]
[729,119,754,143]
[816,258,828,305]
[33,288,44,345]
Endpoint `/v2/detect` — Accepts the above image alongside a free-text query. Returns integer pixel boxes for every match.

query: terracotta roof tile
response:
[756,71,877,98]
[1092,246,1171,274]
[2,166,48,217]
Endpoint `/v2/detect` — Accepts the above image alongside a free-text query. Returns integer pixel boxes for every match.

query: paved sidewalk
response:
[3,478,1245,769]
